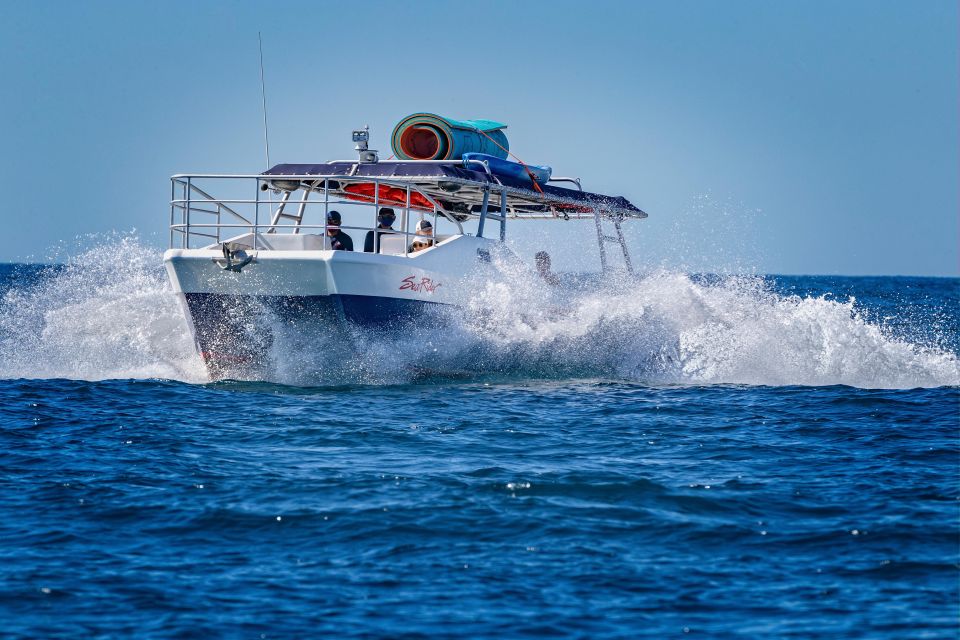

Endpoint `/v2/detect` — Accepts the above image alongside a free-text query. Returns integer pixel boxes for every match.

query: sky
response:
[0,0,956,275]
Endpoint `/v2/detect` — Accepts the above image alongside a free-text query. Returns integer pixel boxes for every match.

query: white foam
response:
[0,237,955,389]
[0,237,206,382]
[458,262,959,388]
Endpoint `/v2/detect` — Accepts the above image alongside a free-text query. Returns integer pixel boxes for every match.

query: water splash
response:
[457,262,959,388]
[0,237,956,388]
[0,237,206,382]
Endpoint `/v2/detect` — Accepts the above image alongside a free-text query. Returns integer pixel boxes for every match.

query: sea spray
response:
[0,237,206,382]
[0,237,956,388]
[446,256,959,388]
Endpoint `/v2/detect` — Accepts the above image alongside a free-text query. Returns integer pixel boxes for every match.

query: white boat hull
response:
[164,234,499,376]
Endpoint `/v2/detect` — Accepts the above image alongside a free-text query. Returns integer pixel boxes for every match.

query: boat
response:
[163,115,647,378]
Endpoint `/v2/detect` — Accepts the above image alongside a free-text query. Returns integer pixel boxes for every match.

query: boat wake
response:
[0,238,956,389]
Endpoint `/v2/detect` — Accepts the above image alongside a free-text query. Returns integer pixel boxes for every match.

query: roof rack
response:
[260,161,647,222]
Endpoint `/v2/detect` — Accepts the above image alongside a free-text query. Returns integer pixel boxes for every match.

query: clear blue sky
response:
[1,0,956,275]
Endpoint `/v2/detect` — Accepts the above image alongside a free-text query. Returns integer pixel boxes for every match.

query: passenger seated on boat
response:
[364,207,396,253]
[325,211,353,251]
[408,219,434,253]
[535,251,560,286]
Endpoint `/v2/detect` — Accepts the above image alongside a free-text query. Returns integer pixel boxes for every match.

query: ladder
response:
[593,211,634,274]
[267,179,322,234]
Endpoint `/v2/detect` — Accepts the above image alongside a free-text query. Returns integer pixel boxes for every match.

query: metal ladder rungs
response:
[593,212,635,275]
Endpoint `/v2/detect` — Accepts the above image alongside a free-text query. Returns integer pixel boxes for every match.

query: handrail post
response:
[499,188,507,242]
[185,177,192,249]
[477,186,490,238]
[404,185,410,257]
[372,178,380,254]
[254,178,260,250]
[323,179,329,250]
[169,178,175,249]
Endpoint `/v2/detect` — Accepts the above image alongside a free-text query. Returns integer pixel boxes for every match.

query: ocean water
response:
[0,240,957,638]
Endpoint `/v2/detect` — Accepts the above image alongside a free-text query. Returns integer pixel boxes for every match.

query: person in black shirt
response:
[364,207,396,253]
[325,211,353,251]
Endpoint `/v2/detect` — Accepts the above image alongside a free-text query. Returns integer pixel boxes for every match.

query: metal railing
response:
[168,171,640,273]
[169,174,474,254]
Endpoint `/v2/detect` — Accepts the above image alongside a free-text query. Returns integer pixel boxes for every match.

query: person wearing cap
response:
[325,211,353,251]
[364,207,396,253]
[408,219,434,253]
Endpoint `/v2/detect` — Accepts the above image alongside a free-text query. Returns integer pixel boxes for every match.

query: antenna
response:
[258,32,271,169]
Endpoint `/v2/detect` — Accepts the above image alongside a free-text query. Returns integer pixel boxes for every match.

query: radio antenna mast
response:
[258,32,271,169]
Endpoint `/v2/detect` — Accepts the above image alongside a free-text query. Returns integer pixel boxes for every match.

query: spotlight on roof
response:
[353,125,379,164]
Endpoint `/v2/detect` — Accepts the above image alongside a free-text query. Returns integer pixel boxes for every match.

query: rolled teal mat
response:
[391,113,509,161]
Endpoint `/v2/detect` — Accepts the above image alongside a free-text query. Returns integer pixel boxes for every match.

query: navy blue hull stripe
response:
[182,293,450,368]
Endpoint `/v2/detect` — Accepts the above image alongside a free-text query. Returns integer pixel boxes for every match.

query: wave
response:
[0,237,956,389]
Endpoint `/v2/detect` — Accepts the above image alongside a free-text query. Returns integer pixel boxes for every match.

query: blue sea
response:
[0,241,957,638]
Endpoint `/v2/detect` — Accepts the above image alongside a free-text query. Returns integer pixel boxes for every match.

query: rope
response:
[471,127,544,194]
